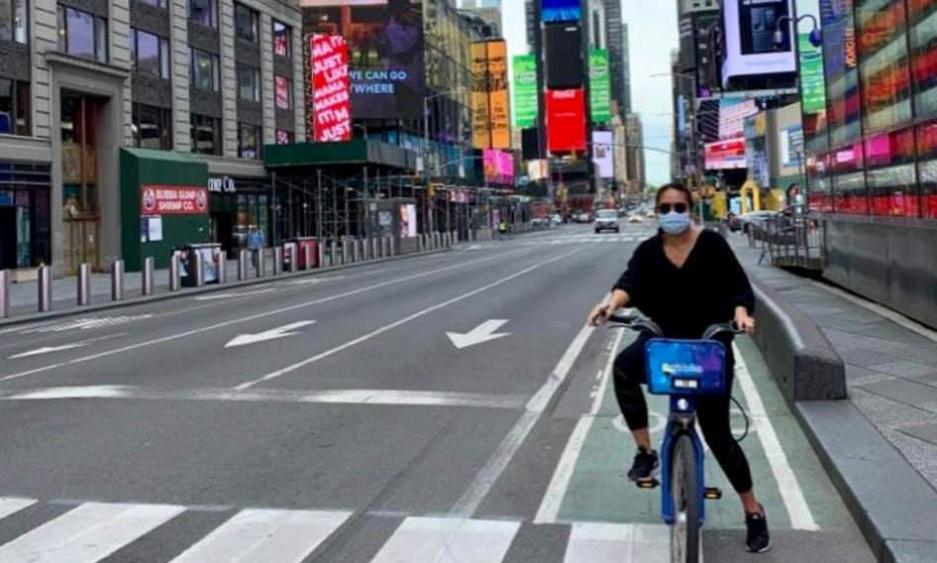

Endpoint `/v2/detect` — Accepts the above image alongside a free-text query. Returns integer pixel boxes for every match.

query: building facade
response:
[0,0,303,274]
[602,0,630,116]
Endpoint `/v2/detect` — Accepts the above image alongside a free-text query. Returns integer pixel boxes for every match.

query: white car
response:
[594,209,620,233]
[549,214,563,226]
[627,214,644,223]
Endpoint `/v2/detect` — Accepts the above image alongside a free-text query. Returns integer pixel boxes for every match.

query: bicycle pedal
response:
[635,478,659,489]
[704,487,722,500]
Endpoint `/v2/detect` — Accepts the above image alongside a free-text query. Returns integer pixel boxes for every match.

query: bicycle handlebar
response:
[607,313,741,339]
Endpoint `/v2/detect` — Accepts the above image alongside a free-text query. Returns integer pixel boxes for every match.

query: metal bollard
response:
[304,244,313,270]
[418,235,425,252]
[382,236,389,257]
[111,260,125,301]
[216,252,226,285]
[372,237,380,258]
[273,247,283,276]
[0,269,8,318]
[342,240,350,265]
[318,243,326,269]
[142,256,154,296]
[238,250,249,280]
[194,251,205,287]
[288,245,298,273]
[169,252,181,292]
[77,263,91,306]
[38,265,52,312]
[256,248,267,278]
[354,239,362,262]
[389,236,396,256]
[328,241,337,267]
[362,238,369,260]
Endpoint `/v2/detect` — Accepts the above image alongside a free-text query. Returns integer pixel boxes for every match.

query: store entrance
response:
[211,212,234,257]
[0,206,15,269]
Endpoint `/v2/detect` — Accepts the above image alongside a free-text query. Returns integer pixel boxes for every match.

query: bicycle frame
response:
[659,395,707,526]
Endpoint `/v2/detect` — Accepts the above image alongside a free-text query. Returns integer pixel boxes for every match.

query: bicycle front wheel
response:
[670,432,700,563]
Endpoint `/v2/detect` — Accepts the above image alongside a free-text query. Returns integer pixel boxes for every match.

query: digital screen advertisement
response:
[722,0,796,86]
[591,131,614,178]
[589,49,611,123]
[483,149,515,186]
[311,34,352,142]
[512,54,538,128]
[301,0,424,119]
[541,0,580,23]
[704,138,747,170]
[546,88,586,153]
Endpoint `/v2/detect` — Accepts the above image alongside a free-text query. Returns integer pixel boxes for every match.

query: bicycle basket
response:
[644,339,727,396]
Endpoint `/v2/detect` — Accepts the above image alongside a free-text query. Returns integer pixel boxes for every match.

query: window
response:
[237,122,260,159]
[275,129,293,145]
[273,20,290,57]
[0,0,27,43]
[131,103,172,150]
[136,0,167,8]
[131,28,170,79]
[190,113,221,155]
[237,64,260,102]
[234,3,258,43]
[0,78,29,135]
[57,5,108,63]
[189,0,216,28]
[190,48,220,91]
[274,75,291,110]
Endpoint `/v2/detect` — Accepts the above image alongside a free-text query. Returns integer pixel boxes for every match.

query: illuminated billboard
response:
[722,0,796,86]
[471,42,491,148]
[592,131,614,178]
[546,88,586,153]
[541,0,580,22]
[483,149,515,185]
[512,54,538,128]
[589,49,610,123]
[311,34,352,142]
[487,40,511,149]
[301,0,424,119]
[705,138,747,169]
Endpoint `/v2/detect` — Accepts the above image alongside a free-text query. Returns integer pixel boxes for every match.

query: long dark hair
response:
[655,183,693,209]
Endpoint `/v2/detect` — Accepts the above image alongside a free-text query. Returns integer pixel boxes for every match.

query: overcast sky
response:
[501,0,678,185]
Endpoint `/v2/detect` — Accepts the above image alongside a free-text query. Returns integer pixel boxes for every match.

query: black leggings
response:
[613,336,753,494]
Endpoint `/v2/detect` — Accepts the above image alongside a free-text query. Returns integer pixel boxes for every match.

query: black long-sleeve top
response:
[613,230,755,339]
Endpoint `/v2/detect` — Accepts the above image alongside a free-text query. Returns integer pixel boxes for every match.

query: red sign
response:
[703,138,746,170]
[141,185,209,215]
[312,34,352,143]
[546,88,586,153]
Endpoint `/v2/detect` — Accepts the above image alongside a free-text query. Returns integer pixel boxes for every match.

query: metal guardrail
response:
[750,213,825,271]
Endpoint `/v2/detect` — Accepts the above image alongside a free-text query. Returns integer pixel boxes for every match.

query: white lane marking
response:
[446,319,511,350]
[809,279,937,344]
[234,250,577,390]
[19,315,153,334]
[224,321,317,348]
[451,321,595,517]
[535,328,625,523]
[9,343,88,359]
[171,508,351,563]
[0,386,526,409]
[0,248,530,385]
[563,522,674,563]
[194,288,279,301]
[0,498,36,521]
[733,342,818,531]
[370,517,520,563]
[0,502,184,562]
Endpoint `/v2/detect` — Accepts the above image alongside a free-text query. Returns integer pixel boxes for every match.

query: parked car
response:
[531,217,549,228]
[549,214,563,226]
[594,209,620,233]
[577,212,592,223]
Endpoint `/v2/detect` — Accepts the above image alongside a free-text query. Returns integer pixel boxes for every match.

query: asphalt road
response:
[0,223,874,562]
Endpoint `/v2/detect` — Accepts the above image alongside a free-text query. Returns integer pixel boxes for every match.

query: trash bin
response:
[179,242,223,287]
[289,237,319,270]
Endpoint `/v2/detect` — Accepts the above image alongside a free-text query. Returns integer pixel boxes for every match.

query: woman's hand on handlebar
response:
[588,304,610,327]
[734,307,756,335]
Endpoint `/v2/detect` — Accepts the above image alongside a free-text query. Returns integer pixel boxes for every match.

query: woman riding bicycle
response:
[587,183,770,553]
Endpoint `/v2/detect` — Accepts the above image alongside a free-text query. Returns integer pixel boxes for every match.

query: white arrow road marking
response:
[446,319,511,350]
[7,333,128,360]
[224,321,316,348]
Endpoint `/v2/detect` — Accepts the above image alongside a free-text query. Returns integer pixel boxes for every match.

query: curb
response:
[744,269,937,563]
[0,247,454,330]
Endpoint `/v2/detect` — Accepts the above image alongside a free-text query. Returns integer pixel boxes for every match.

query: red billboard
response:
[311,34,352,142]
[141,186,208,215]
[546,88,586,152]
[704,138,747,169]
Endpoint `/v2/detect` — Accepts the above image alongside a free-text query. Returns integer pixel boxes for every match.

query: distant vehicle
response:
[549,214,563,226]
[594,209,620,233]
[645,209,656,218]
[577,212,592,223]
[531,217,549,228]
[627,214,645,223]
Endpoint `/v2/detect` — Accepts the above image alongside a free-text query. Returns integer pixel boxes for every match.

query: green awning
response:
[264,140,417,170]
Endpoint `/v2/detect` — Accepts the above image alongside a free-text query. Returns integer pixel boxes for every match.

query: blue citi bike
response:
[609,313,742,563]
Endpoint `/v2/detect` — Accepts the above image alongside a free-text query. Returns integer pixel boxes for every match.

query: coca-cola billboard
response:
[311,34,352,142]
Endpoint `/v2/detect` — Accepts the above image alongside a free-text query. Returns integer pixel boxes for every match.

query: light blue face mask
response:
[659,211,691,235]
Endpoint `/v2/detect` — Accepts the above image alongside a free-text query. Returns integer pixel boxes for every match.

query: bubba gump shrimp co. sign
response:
[141,185,209,215]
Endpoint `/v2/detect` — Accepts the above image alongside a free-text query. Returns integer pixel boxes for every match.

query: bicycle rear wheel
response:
[670,433,700,563]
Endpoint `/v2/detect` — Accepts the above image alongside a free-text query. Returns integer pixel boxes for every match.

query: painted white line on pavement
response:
[0,498,36,521]
[370,517,520,563]
[450,321,596,517]
[234,249,578,390]
[809,279,937,344]
[0,248,531,385]
[0,385,526,409]
[534,327,625,524]
[171,508,352,563]
[193,288,279,300]
[563,522,674,563]
[0,502,185,562]
[733,342,818,531]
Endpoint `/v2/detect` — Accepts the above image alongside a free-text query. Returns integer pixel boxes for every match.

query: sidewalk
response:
[730,235,937,562]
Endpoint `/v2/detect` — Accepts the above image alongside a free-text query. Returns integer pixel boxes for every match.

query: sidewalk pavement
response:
[730,235,937,562]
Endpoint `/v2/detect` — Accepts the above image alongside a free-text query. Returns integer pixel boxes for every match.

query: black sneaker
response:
[627,447,659,481]
[745,504,771,553]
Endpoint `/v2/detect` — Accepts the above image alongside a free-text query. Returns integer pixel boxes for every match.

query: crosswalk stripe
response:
[171,508,352,563]
[0,502,184,562]
[0,498,36,521]
[370,517,520,563]
[563,523,672,563]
